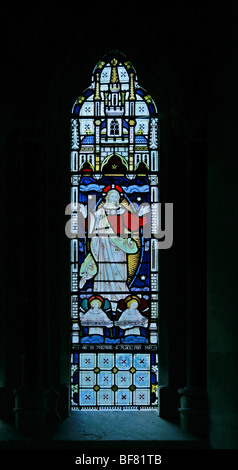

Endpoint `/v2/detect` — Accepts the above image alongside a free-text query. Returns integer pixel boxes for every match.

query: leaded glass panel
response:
[70,52,159,409]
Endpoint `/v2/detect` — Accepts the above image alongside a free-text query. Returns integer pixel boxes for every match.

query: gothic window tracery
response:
[110,119,120,136]
[70,52,159,409]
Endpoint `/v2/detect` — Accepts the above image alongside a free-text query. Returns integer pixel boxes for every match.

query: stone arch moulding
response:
[48,41,188,421]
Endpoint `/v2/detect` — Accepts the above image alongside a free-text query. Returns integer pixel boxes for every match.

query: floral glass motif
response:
[70,52,159,409]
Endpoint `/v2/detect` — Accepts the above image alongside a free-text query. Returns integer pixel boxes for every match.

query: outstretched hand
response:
[138,205,150,217]
[78,203,87,218]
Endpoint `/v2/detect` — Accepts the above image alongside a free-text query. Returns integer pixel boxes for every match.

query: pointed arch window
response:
[69,52,159,410]
[110,119,120,136]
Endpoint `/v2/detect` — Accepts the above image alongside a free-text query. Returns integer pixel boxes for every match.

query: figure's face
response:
[91,300,99,310]
[129,301,138,310]
[108,191,120,205]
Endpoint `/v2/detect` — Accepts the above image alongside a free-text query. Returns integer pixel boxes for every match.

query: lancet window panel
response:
[71,352,158,409]
[70,52,159,410]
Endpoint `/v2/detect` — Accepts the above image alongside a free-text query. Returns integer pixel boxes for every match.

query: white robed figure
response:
[79,186,149,305]
[79,297,113,336]
[115,296,148,336]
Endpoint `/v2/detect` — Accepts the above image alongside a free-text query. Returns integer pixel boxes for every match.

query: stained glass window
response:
[69,51,159,409]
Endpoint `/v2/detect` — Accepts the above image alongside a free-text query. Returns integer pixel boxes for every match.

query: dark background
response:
[0,0,237,448]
